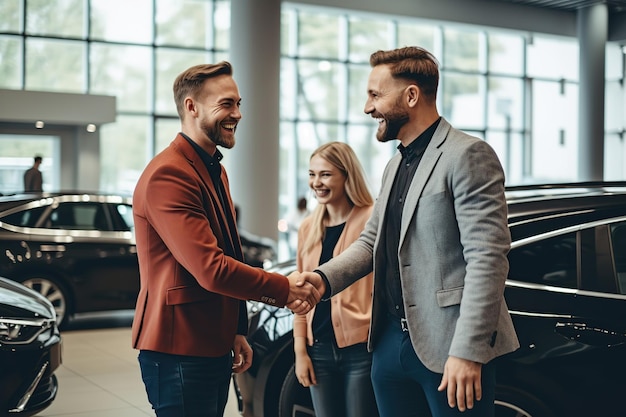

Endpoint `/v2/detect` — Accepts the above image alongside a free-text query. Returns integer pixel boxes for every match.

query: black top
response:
[383,118,440,319]
[312,222,346,343]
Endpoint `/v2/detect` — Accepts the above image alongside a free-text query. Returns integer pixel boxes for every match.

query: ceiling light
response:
[35,121,44,129]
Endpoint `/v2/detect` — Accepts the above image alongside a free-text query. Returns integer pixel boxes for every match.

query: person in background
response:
[131,61,321,417]
[299,46,519,416]
[23,155,43,192]
[293,141,378,417]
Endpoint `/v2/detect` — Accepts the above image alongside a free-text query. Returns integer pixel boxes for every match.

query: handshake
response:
[285,271,327,315]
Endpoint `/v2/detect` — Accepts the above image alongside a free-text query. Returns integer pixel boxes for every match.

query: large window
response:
[278,5,625,221]
[0,0,228,194]
[0,2,624,215]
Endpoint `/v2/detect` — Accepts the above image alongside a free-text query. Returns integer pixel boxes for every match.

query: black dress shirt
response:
[383,118,441,319]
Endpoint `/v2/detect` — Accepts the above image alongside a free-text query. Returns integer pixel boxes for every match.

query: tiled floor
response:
[36,311,241,417]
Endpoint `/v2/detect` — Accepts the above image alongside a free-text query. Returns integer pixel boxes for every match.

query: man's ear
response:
[406,85,419,108]
[184,97,197,117]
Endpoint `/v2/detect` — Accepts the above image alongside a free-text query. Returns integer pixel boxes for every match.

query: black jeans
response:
[138,350,231,417]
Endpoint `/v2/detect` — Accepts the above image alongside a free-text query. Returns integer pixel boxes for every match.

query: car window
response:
[508,232,577,289]
[0,206,48,227]
[115,204,134,231]
[610,222,626,294]
[48,203,103,230]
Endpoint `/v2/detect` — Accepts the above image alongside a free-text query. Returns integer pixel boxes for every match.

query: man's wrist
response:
[313,269,331,300]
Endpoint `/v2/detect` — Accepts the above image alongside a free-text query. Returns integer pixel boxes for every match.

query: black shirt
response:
[312,222,346,343]
[383,118,441,319]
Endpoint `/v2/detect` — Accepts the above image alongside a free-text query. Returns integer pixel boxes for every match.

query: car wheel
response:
[20,276,70,328]
[495,385,557,417]
[278,365,316,417]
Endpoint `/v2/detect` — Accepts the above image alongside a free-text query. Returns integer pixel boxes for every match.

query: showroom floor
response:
[37,311,241,417]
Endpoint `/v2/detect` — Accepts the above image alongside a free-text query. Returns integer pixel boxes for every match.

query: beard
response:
[375,101,410,143]
[201,118,236,149]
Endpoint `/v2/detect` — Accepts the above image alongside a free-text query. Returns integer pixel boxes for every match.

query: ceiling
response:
[494,0,626,13]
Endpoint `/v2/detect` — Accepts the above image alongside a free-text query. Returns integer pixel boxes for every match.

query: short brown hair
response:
[370,46,439,102]
[173,61,233,119]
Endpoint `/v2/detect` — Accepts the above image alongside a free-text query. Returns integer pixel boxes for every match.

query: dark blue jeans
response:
[371,317,496,417]
[307,340,379,417]
[138,350,231,417]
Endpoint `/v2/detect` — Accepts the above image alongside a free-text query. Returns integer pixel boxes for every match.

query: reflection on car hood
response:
[0,277,55,319]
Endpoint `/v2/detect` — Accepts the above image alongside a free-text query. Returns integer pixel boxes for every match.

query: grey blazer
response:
[317,117,520,373]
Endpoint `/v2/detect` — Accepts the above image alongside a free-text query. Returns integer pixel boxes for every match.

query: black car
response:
[0,192,138,328]
[0,192,277,328]
[0,276,62,417]
[233,182,626,417]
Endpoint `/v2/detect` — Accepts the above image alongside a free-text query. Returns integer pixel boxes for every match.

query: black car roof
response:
[505,182,626,240]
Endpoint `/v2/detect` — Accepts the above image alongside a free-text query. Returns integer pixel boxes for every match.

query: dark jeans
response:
[307,340,379,417]
[138,350,231,417]
[371,317,496,417]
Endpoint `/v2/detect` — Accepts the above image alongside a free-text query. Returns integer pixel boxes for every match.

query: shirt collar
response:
[180,132,223,178]
[397,117,441,159]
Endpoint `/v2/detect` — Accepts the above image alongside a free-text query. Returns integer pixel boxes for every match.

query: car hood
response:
[0,277,55,319]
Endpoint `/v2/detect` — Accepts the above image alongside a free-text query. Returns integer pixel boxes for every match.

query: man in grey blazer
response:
[299,46,519,416]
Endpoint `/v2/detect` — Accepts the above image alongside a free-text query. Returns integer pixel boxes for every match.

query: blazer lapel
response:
[399,119,451,244]
[173,135,240,256]
[173,135,220,204]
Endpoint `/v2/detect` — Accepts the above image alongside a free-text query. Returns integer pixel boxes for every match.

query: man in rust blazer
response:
[132,61,320,417]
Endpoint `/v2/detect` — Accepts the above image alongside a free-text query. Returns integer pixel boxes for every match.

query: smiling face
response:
[364,64,411,143]
[194,74,242,149]
[308,154,348,207]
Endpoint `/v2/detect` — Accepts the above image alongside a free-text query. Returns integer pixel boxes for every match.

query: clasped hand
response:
[286,271,326,314]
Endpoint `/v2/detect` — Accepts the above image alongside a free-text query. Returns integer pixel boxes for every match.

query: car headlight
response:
[0,317,54,345]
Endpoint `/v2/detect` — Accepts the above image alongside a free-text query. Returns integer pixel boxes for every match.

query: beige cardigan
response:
[293,205,374,348]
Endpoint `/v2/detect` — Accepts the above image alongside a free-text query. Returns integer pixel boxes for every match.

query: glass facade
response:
[0,1,624,210]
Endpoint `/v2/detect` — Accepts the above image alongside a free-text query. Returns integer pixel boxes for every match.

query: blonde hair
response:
[301,142,373,255]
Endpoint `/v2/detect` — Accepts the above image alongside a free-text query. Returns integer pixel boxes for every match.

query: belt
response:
[387,313,409,332]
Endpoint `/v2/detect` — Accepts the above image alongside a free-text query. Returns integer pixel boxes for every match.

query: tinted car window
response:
[115,204,134,231]
[611,222,626,294]
[508,232,577,288]
[49,203,102,230]
[1,206,48,227]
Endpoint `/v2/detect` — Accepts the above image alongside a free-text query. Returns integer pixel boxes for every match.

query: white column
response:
[228,0,282,239]
[578,3,607,181]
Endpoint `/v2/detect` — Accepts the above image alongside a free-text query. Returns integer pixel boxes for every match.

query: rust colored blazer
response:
[132,134,289,357]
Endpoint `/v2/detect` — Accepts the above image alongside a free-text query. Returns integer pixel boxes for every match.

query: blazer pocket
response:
[166,285,213,305]
[436,286,464,307]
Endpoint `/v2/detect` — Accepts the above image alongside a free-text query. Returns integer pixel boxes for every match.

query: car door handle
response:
[555,322,626,347]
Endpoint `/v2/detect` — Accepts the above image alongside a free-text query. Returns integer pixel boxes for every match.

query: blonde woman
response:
[293,141,379,417]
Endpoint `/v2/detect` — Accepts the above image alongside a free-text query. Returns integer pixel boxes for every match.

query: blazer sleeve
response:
[448,138,511,360]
